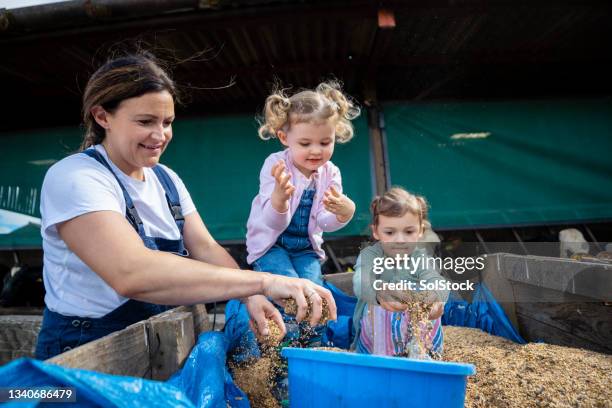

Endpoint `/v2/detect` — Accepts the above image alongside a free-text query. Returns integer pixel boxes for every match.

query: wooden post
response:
[363,7,395,196]
[364,83,389,196]
[147,312,195,381]
[172,304,212,336]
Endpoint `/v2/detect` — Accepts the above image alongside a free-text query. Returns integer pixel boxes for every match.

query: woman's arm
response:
[182,211,287,335]
[57,210,336,325]
[183,211,238,268]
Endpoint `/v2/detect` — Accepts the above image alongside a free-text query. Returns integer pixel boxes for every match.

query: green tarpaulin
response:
[4,98,611,248]
[384,99,612,229]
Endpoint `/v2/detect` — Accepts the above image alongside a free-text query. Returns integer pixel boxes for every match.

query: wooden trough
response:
[480,253,612,354]
[0,304,210,379]
[41,304,210,380]
[2,261,607,380]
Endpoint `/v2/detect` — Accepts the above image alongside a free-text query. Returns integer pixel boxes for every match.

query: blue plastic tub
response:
[281,348,475,408]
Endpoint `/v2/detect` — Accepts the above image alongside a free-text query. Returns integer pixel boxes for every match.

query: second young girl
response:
[246,82,360,286]
[352,187,449,357]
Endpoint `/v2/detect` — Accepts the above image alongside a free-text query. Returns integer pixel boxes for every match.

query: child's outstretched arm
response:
[416,251,449,319]
[352,253,379,305]
[315,166,355,231]
[354,246,410,313]
[257,158,294,231]
[323,186,355,223]
[270,160,295,212]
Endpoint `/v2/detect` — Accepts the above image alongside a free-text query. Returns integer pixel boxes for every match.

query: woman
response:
[35,53,335,359]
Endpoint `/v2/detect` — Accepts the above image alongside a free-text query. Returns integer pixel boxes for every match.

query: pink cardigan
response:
[246,150,351,264]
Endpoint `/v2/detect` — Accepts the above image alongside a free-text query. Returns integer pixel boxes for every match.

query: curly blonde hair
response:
[370,187,431,231]
[258,81,360,143]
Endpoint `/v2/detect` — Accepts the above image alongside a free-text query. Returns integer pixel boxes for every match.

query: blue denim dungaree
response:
[252,187,322,284]
[276,187,315,251]
[35,148,188,360]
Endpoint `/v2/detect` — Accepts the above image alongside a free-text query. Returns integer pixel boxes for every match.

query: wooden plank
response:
[498,253,612,301]
[147,312,195,381]
[512,282,612,353]
[516,313,611,355]
[46,304,211,377]
[0,315,42,365]
[324,271,354,296]
[161,304,211,337]
[48,322,151,378]
[0,307,43,316]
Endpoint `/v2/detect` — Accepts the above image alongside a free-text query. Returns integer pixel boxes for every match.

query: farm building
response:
[0,1,610,405]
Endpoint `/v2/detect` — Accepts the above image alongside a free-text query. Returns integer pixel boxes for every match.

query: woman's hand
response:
[243,294,287,338]
[260,274,337,326]
[323,186,355,223]
[271,160,295,213]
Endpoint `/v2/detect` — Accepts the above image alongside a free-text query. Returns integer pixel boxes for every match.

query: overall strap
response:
[81,148,145,236]
[152,165,185,234]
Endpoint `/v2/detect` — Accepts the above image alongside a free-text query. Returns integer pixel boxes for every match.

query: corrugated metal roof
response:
[0,0,610,131]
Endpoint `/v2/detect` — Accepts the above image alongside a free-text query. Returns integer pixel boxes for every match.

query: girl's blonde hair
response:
[258,81,360,143]
[370,187,431,231]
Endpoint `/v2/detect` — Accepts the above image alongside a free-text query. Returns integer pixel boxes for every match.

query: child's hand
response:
[428,302,444,320]
[376,293,407,312]
[271,160,295,213]
[323,186,355,223]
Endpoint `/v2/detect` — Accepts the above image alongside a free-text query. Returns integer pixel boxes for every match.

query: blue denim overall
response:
[252,187,322,285]
[35,148,187,360]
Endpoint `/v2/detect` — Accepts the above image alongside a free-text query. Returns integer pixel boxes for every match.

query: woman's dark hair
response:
[80,52,179,150]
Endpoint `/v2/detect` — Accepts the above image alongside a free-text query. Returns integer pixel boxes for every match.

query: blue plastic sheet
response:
[168,332,248,408]
[0,282,358,407]
[223,281,357,363]
[0,334,248,408]
[0,358,195,407]
[442,282,526,344]
[320,281,357,350]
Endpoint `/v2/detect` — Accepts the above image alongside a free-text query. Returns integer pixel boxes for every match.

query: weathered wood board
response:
[0,315,42,365]
[48,304,210,379]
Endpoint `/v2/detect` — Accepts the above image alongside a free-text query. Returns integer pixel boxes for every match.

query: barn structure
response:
[0,1,611,355]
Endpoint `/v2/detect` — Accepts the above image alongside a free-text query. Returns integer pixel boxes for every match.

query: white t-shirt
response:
[40,144,196,318]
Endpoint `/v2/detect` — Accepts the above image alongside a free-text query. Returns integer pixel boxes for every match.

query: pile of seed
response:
[232,305,336,408]
[231,319,285,408]
[400,300,437,359]
[443,326,612,408]
[231,356,281,408]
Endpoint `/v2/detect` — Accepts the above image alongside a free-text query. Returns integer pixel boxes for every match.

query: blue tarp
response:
[0,281,522,407]
[0,282,355,407]
[0,358,195,407]
[224,282,357,363]
[442,282,526,344]
[167,332,249,408]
